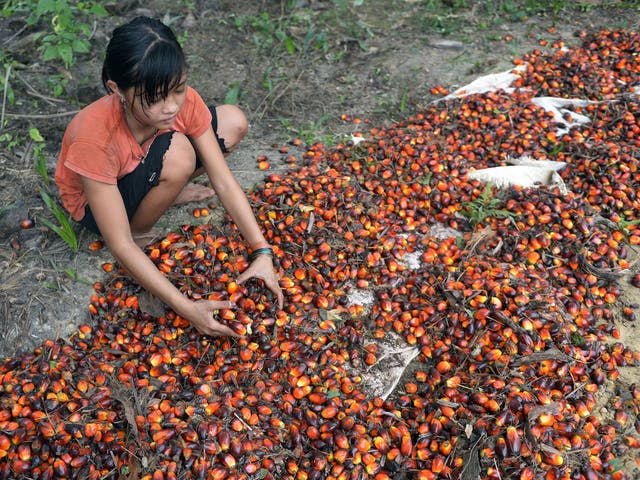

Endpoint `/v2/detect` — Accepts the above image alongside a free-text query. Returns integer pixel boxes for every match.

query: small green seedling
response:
[224,81,241,105]
[30,127,49,186]
[38,190,78,252]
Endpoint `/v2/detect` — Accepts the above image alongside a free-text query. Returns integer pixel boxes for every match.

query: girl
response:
[55,16,283,337]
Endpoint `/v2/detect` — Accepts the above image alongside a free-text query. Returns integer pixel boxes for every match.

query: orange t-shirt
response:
[55,86,212,221]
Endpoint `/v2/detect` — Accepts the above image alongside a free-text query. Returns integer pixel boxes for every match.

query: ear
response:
[105,80,119,95]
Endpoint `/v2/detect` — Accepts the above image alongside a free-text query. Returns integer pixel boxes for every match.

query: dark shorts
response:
[79,105,227,235]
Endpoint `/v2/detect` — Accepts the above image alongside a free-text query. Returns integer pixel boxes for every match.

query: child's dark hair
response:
[102,16,186,106]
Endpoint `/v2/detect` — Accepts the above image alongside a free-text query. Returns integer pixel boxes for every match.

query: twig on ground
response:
[511,349,573,367]
[256,80,294,120]
[5,110,80,119]
[1,24,28,48]
[1,63,12,129]
[16,72,65,105]
[233,411,254,431]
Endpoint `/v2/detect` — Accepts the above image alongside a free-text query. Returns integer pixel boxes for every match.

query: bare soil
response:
[1,0,640,475]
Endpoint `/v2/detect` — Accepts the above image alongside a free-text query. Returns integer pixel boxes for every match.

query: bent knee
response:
[162,132,196,180]
[216,104,248,150]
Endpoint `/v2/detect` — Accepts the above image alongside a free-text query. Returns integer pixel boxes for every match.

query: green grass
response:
[278,113,332,146]
[232,10,329,57]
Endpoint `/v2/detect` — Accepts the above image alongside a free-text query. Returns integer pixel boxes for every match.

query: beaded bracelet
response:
[249,247,274,261]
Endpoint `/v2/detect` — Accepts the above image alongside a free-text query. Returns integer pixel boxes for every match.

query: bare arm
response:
[81,177,238,336]
[191,126,284,308]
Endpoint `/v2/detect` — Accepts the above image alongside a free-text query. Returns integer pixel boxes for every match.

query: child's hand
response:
[189,300,241,337]
[236,255,285,309]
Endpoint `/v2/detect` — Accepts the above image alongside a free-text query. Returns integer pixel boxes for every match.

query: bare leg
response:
[176,104,249,204]
[130,132,195,241]
[128,107,250,246]
[212,104,249,155]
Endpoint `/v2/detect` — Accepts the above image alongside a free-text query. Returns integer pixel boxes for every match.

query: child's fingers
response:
[208,320,241,338]
[234,266,284,308]
[235,270,251,284]
[271,286,284,309]
[209,300,236,310]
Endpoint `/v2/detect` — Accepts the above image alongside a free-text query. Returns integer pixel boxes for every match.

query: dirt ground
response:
[1,1,640,474]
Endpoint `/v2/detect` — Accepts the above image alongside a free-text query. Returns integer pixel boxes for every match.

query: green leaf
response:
[327,389,341,399]
[608,458,623,473]
[284,36,296,54]
[224,81,240,105]
[400,90,408,112]
[35,0,56,17]
[42,45,59,62]
[29,128,44,142]
[571,332,586,347]
[303,27,317,52]
[40,190,53,208]
[72,38,90,53]
[90,3,109,16]
[64,268,77,280]
[315,31,328,52]
[38,216,66,239]
[78,24,91,37]
[52,83,64,97]
[58,44,73,66]
[39,190,78,252]
[60,31,76,41]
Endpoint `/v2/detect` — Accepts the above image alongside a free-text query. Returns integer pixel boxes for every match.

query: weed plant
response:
[461,183,514,229]
[30,127,49,186]
[278,114,331,146]
[1,0,108,68]
[38,190,78,253]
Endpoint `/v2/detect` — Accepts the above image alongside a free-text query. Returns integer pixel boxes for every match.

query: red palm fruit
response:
[334,449,348,464]
[152,471,164,480]
[520,468,535,480]
[218,430,231,451]
[321,406,338,419]
[417,470,436,480]
[400,434,413,456]
[439,440,452,456]
[20,218,34,229]
[355,437,371,452]
[506,426,521,455]
[312,454,327,471]
[334,432,349,450]
[373,435,389,454]
[308,392,327,405]
[431,455,444,474]
[18,444,31,461]
[495,437,508,459]
[221,454,236,469]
